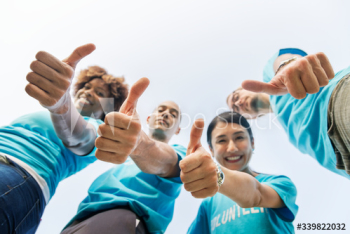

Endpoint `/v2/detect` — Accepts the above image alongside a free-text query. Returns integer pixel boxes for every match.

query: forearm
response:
[219,167,284,208]
[50,100,96,156]
[130,132,179,177]
[218,167,261,208]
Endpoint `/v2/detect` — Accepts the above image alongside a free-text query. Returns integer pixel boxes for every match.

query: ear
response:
[251,137,255,150]
[175,127,181,135]
[209,145,214,155]
[146,115,150,124]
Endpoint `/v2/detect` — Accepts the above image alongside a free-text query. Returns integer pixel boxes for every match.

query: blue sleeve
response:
[187,201,210,234]
[261,175,298,222]
[172,144,187,160]
[263,48,308,83]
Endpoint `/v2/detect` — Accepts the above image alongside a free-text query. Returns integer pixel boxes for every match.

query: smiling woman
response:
[182,112,299,234]
[73,66,128,120]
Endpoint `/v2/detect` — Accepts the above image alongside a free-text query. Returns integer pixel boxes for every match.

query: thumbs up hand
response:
[242,52,335,99]
[25,43,96,114]
[179,119,219,199]
[95,78,150,164]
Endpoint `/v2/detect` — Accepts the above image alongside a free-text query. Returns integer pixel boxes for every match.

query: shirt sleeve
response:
[263,48,308,83]
[261,175,298,222]
[187,200,211,234]
[81,117,104,157]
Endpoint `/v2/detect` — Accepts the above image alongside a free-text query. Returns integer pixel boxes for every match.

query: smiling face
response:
[210,122,254,172]
[147,101,181,143]
[227,88,269,119]
[74,78,112,119]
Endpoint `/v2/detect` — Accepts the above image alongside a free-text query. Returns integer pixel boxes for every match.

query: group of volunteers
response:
[0,43,348,234]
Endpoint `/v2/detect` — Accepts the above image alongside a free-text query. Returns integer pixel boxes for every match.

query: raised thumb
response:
[119,77,150,115]
[62,43,96,69]
[186,119,204,156]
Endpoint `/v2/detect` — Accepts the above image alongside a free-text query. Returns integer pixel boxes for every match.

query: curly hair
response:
[73,66,128,119]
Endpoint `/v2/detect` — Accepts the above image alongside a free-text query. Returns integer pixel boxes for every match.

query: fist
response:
[25,44,95,113]
[95,112,142,164]
[94,77,150,164]
[180,119,219,198]
[242,52,335,99]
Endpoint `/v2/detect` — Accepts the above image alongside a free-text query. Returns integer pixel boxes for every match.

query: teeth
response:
[80,97,91,105]
[226,156,241,161]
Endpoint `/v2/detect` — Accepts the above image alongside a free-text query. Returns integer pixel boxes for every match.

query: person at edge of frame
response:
[0,43,129,234]
[227,48,350,179]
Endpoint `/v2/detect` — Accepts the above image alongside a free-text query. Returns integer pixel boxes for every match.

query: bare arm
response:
[130,131,180,177]
[180,119,285,208]
[95,78,180,176]
[219,167,284,208]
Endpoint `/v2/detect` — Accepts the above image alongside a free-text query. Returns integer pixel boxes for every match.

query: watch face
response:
[217,171,224,186]
[215,162,224,186]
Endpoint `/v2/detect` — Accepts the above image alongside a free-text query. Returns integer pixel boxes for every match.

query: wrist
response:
[275,56,298,75]
[213,159,225,190]
[130,131,153,158]
[42,88,71,114]
[51,103,69,114]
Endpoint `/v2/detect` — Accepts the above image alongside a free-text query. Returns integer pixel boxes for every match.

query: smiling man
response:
[147,102,181,142]
[61,87,186,234]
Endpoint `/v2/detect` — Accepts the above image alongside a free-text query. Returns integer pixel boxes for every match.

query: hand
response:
[95,77,150,164]
[179,119,219,199]
[25,43,96,113]
[242,52,335,99]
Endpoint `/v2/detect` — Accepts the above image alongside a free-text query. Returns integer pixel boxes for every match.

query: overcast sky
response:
[1,0,350,233]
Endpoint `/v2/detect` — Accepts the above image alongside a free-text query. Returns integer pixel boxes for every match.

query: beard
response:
[151,129,167,142]
[250,96,269,113]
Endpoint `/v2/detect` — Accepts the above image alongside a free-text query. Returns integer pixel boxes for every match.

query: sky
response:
[1,0,350,233]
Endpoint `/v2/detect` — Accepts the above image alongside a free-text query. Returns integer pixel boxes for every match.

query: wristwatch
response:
[275,56,298,75]
[215,161,225,187]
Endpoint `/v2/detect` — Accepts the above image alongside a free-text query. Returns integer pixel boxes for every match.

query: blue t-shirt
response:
[263,48,350,179]
[0,111,102,200]
[188,174,298,234]
[65,144,186,234]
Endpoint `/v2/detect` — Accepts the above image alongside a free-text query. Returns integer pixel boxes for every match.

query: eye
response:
[236,136,245,140]
[97,92,104,97]
[217,139,226,143]
[232,104,240,112]
[171,113,177,118]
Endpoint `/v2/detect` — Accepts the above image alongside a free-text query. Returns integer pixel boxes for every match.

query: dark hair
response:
[207,111,253,148]
[73,66,129,120]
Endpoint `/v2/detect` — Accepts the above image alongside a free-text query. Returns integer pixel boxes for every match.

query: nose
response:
[235,99,243,107]
[162,110,170,119]
[227,140,238,153]
[85,89,93,97]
